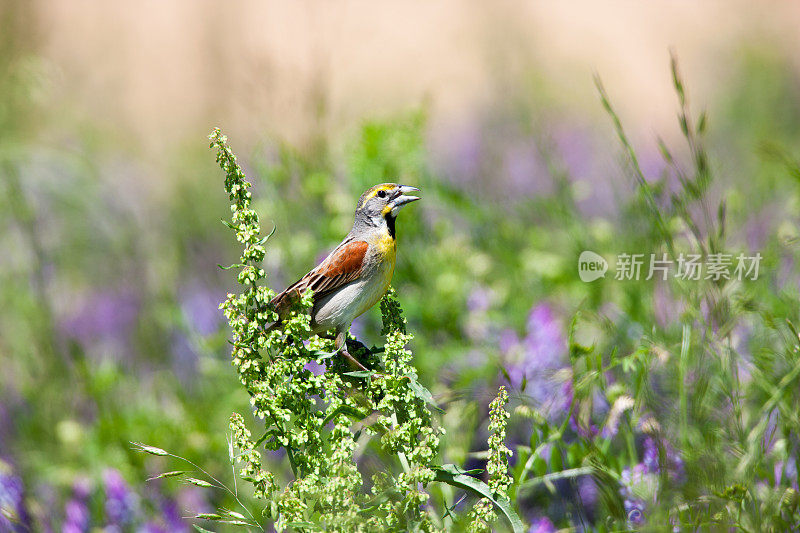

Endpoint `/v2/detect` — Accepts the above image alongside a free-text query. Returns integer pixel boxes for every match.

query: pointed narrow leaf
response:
[255,225,277,245]
[343,371,374,378]
[323,405,371,426]
[433,464,525,533]
[697,111,707,134]
[406,377,443,412]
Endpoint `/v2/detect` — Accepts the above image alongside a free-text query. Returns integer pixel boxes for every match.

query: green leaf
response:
[322,405,370,426]
[193,525,215,533]
[358,487,404,514]
[221,218,236,229]
[309,349,337,361]
[284,521,316,528]
[785,319,800,341]
[343,370,374,378]
[715,483,748,503]
[697,110,707,134]
[406,377,443,412]
[253,428,281,448]
[255,224,277,245]
[433,464,525,533]
[441,464,483,476]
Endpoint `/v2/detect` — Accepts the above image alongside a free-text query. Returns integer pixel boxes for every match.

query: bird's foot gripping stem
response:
[335,331,372,372]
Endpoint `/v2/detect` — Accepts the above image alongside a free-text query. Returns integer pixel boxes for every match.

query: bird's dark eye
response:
[377,190,387,198]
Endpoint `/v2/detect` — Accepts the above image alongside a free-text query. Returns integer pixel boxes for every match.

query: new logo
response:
[578,251,608,282]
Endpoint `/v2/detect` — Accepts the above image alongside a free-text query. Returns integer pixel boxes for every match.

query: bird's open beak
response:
[391,185,421,210]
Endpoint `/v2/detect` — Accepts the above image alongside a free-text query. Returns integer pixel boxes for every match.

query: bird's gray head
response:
[353,183,420,231]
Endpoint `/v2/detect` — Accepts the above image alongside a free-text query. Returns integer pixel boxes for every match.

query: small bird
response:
[268,183,420,368]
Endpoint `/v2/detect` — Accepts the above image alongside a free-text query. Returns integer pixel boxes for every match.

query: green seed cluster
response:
[469,386,512,532]
[211,129,443,531]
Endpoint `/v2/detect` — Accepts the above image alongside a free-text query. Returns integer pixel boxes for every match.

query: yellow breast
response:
[376,231,397,265]
[376,231,396,289]
[353,230,395,317]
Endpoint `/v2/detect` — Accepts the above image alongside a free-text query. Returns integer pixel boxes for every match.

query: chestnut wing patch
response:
[270,239,368,314]
[307,240,368,295]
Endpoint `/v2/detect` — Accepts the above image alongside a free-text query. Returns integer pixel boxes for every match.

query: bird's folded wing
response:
[270,238,369,314]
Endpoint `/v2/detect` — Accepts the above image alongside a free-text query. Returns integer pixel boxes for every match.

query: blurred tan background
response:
[33,1,800,157]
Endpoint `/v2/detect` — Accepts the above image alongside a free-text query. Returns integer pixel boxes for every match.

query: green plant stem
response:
[595,75,676,258]
[679,323,691,448]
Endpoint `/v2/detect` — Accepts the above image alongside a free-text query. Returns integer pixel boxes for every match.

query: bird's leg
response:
[345,337,370,357]
[336,330,370,372]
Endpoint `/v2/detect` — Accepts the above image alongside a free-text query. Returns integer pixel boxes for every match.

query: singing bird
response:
[268,183,420,368]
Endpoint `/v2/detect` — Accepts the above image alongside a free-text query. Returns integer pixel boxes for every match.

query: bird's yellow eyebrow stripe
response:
[360,184,395,208]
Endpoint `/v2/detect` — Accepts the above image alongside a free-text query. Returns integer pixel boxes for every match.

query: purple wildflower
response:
[774,460,798,489]
[552,124,618,217]
[528,516,556,533]
[578,475,599,511]
[159,495,189,532]
[503,142,550,197]
[558,380,574,417]
[569,410,599,439]
[642,438,659,473]
[641,437,684,482]
[62,478,91,533]
[552,125,595,182]
[625,500,645,525]
[637,145,669,183]
[103,469,137,527]
[620,463,658,526]
[467,286,492,314]
[430,119,484,187]
[61,289,139,352]
[620,466,646,525]
[63,499,90,533]
[506,303,569,415]
[176,487,211,518]
[180,284,224,336]
[0,461,30,531]
[304,359,326,376]
[499,329,520,355]
[523,305,567,370]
